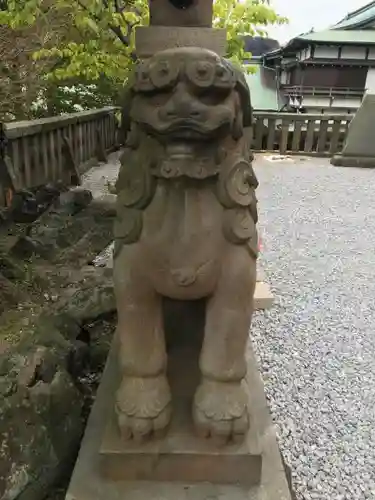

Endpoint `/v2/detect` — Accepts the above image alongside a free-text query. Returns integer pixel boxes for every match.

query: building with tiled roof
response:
[260,1,375,114]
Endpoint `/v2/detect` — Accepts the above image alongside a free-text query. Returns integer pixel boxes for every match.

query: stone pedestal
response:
[99,341,261,486]
[149,0,213,27]
[65,334,292,500]
[331,92,375,168]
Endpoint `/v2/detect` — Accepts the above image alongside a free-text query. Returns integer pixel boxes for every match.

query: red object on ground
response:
[258,234,263,253]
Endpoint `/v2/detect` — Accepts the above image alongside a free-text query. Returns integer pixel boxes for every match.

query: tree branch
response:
[76,0,131,46]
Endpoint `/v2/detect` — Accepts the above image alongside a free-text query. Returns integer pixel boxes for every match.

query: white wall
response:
[313,45,367,60]
[302,96,361,113]
[340,46,367,60]
[331,97,362,109]
[302,96,331,108]
[365,68,375,92]
[314,46,339,59]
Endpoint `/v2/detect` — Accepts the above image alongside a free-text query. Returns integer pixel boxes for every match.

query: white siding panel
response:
[340,46,366,60]
[365,68,375,91]
[314,46,339,59]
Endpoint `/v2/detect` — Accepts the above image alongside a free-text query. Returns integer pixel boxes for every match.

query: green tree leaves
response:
[0,0,287,118]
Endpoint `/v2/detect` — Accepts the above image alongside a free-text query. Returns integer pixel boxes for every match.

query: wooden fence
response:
[0,107,355,208]
[252,112,353,157]
[0,107,119,207]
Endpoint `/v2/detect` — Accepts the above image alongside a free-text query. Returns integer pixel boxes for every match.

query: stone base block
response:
[331,154,375,168]
[254,281,274,310]
[65,332,292,500]
[135,26,227,57]
[100,347,262,486]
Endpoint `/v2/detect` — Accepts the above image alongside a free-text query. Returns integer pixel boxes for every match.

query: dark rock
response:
[17,346,58,388]
[21,191,113,262]
[47,313,82,343]
[11,236,46,260]
[67,340,90,378]
[8,190,38,223]
[56,188,93,216]
[83,314,115,369]
[0,318,85,500]
[0,272,29,313]
[29,370,83,461]
[0,389,59,500]
[0,371,83,500]
[0,210,118,500]
[62,271,115,323]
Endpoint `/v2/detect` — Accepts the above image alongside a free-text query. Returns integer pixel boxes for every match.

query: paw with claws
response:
[116,375,172,442]
[193,379,249,445]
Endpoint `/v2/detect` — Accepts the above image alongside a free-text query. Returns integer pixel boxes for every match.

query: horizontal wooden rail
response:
[0,107,119,208]
[0,108,355,207]
[252,112,354,157]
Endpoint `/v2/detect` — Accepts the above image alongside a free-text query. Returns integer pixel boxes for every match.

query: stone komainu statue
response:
[114,47,258,444]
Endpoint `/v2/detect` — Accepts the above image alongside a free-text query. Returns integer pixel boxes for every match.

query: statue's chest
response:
[141,180,224,261]
[137,180,224,297]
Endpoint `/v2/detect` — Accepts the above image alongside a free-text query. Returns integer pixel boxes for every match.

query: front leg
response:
[194,244,256,444]
[114,244,171,442]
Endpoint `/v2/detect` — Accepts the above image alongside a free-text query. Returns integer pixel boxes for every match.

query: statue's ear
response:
[232,113,243,140]
[118,88,132,145]
[232,95,243,140]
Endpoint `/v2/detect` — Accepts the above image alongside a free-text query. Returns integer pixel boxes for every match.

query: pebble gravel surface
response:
[251,155,375,500]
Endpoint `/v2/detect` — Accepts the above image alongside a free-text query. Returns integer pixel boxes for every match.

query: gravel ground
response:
[81,150,121,198]
[251,155,375,500]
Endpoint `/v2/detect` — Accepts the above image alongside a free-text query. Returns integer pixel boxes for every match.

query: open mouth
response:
[163,121,208,136]
[141,120,231,141]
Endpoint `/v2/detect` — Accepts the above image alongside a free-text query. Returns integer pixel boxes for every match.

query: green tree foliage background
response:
[0,0,287,121]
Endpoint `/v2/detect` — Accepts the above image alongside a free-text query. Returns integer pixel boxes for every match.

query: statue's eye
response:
[133,62,154,92]
[150,60,179,89]
[213,63,235,89]
[186,60,215,88]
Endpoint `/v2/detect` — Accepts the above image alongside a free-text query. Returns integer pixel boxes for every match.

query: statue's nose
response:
[158,85,206,121]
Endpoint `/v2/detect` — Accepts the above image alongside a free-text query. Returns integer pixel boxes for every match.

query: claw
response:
[154,404,172,432]
[193,407,211,438]
[115,375,172,441]
[193,379,249,444]
[132,416,153,442]
[233,413,248,435]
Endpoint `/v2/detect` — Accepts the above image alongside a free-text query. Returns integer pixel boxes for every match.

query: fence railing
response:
[1,107,119,208]
[252,112,353,156]
[0,108,355,207]
[281,85,364,97]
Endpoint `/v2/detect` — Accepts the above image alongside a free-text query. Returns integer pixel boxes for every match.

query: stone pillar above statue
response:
[149,0,213,27]
[135,0,226,57]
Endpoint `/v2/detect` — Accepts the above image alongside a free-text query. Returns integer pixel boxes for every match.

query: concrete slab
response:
[331,154,375,168]
[331,93,375,168]
[65,337,292,500]
[254,281,274,310]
